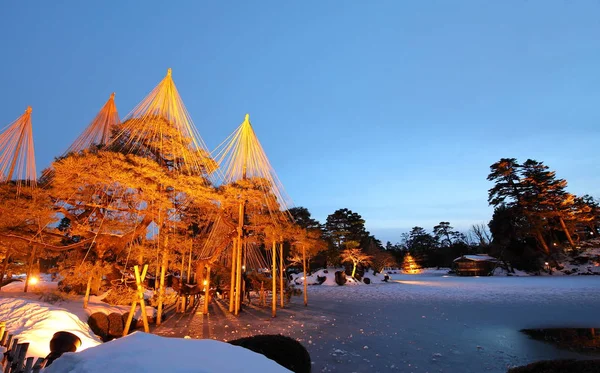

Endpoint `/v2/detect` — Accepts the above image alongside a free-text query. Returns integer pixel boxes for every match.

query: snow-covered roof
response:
[453,254,497,262]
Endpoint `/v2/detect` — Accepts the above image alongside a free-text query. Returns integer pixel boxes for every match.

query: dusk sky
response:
[1,1,599,244]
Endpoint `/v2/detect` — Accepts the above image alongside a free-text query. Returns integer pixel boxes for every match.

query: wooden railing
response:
[0,322,46,373]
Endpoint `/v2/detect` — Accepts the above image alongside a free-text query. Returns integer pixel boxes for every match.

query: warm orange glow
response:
[0,106,37,187]
[109,68,215,177]
[28,276,39,285]
[212,114,293,216]
[402,254,420,274]
[203,280,208,286]
[66,93,120,153]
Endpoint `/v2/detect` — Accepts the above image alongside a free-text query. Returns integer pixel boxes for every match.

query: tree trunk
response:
[351,263,357,278]
[535,228,550,254]
[24,246,37,293]
[187,239,193,283]
[0,253,11,290]
[271,240,277,318]
[303,245,307,307]
[559,217,575,248]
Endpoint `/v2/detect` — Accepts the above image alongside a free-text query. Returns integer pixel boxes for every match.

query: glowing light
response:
[203,280,208,286]
[242,265,246,271]
[402,254,420,274]
[28,276,39,285]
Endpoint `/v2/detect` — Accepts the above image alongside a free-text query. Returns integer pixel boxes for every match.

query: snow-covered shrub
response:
[334,271,346,286]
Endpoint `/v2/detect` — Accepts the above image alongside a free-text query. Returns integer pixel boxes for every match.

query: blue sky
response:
[1,1,599,243]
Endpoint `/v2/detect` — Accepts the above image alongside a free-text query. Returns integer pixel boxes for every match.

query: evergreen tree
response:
[288,207,322,230]
[324,208,369,249]
[433,222,462,247]
[402,227,437,267]
[487,158,550,253]
[520,159,575,247]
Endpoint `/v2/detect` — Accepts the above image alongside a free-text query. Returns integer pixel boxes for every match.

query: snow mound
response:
[0,298,101,358]
[44,332,291,373]
[290,267,389,286]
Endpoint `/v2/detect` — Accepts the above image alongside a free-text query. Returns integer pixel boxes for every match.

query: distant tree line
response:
[291,157,600,274]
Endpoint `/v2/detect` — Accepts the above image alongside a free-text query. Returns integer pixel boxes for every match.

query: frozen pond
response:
[299,273,600,372]
[157,273,600,372]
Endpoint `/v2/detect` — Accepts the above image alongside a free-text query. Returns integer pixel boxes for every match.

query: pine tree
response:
[487,158,550,253]
[521,159,575,248]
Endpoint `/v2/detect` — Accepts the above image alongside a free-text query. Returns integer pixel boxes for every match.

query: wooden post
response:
[124,265,149,336]
[203,266,211,315]
[279,241,284,308]
[180,247,186,282]
[156,232,169,326]
[229,238,237,313]
[83,274,93,309]
[23,246,37,293]
[187,239,193,283]
[303,244,308,307]
[234,202,244,315]
[234,237,243,315]
[136,265,149,331]
[0,322,5,342]
[271,240,277,318]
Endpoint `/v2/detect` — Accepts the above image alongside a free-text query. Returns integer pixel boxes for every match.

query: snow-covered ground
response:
[297,272,600,372]
[44,332,290,373]
[3,266,600,372]
[0,298,101,358]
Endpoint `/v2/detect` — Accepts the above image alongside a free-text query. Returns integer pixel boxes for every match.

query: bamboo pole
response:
[203,266,211,314]
[156,232,169,326]
[187,239,193,283]
[180,248,185,282]
[279,241,284,308]
[271,240,277,318]
[234,236,243,315]
[124,265,149,335]
[229,238,237,312]
[177,247,185,313]
[234,201,244,315]
[83,275,93,309]
[303,244,308,307]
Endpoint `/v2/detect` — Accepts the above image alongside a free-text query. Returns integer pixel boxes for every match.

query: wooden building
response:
[453,254,498,276]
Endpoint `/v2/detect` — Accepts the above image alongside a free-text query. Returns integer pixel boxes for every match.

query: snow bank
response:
[0,298,101,358]
[44,332,291,373]
[290,268,391,286]
[0,274,58,293]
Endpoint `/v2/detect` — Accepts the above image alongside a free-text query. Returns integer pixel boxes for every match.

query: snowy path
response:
[154,274,600,372]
